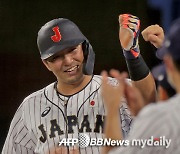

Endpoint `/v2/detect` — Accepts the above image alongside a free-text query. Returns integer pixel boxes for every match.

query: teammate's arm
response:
[101,69,160,154]
[119,14,156,104]
[141,24,164,49]
[101,70,128,154]
[48,146,79,154]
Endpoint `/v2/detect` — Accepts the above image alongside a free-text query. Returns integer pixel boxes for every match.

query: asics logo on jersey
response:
[41,106,51,117]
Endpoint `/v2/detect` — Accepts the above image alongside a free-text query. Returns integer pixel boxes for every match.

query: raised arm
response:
[119,14,156,104]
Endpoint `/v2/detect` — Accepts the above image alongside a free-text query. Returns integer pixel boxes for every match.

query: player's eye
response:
[48,55,62,62]
[69,47,78,53]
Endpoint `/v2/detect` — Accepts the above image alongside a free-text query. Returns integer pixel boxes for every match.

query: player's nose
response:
[64,54,74,65]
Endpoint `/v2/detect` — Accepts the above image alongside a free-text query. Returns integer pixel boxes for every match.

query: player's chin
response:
[64,75,83,85]
[63,71,84,84]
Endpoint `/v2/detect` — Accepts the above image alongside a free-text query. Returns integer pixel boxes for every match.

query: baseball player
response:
[102,18,180,154]
[2,14,155,154]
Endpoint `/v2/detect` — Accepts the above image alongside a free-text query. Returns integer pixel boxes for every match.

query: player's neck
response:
[56,75,92,95]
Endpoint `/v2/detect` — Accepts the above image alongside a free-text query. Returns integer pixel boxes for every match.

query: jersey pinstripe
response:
[2,75,132,154]
[109,94,180,154]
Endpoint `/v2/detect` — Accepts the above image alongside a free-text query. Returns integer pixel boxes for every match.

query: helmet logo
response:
[51,26,62,42]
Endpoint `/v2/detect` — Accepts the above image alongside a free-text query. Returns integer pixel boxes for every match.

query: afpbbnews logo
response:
[59,134,128,148]
[59,134,94,148]
[58,134,171,149]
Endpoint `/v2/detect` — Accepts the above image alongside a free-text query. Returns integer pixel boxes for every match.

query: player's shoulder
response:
[23,82,55,102]
[92,75,102,85]
[11,82,56,118]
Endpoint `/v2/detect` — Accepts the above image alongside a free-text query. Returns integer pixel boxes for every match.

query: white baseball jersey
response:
[109,94,180,154]
[2,75,132,154]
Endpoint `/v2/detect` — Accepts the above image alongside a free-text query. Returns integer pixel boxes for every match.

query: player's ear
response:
[42,60,52,71]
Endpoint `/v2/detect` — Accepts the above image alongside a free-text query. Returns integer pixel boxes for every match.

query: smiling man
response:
[2,15,155,154]
[43,44,90,93]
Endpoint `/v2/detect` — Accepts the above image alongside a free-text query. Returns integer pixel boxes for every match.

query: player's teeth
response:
[67,66,78,72]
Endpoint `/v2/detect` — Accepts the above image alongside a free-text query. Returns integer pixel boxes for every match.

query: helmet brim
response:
[41,39,85,60]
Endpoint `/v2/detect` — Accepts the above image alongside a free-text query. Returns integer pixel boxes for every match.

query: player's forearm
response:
[132,72,156,104]
[125,55,156,104]
[103,109,123,154]
[105,110,122,139]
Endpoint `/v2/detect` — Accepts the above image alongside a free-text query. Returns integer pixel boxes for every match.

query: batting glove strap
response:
[123,45,140,59]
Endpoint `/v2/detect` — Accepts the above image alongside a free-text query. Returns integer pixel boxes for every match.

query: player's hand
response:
[141,24,164,48]
[48,146,79,154]
[101,69,128,113]
[125,83,145,116]
[119,14,140,59]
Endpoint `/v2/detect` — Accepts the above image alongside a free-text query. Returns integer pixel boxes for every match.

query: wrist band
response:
[125,55,150,81]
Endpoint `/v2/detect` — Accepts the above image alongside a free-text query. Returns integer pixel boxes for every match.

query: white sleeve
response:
[109,104,172,154]
[2,102,35,154]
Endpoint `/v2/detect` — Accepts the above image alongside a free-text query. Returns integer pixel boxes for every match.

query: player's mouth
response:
[64,65,79,75]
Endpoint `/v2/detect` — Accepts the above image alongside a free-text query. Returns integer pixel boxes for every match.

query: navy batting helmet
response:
[152,63,176,97]
[156,18,180,60]
[37,18,95,75]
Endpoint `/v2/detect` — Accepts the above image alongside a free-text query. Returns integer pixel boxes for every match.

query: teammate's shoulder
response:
[137,94,180,118]
[23,82,55,102]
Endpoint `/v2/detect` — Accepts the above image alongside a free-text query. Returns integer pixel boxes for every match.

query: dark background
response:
[0,0,179,150]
